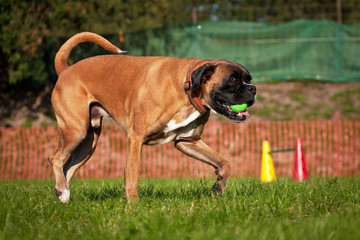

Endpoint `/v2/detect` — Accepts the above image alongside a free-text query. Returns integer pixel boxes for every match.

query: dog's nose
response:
[247,85,256,94]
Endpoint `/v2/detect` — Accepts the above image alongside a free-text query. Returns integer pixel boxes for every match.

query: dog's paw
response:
[56,189,70,204]
[211,179,225,196]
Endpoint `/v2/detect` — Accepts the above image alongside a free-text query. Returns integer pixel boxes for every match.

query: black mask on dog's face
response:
[191,61,256,122]
[210,68,256,122]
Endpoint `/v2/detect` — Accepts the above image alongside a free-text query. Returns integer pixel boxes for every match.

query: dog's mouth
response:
[213,96,255,122]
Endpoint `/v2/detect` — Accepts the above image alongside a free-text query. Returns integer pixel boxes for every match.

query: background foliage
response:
[0,0,192,86]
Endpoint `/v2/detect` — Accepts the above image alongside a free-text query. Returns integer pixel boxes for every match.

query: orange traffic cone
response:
[261,140,276,182]
[293,138,308,181]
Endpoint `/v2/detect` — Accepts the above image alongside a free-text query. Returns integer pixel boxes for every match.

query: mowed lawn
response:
[0,178,359,240]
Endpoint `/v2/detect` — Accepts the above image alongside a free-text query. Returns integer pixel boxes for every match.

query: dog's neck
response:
[184,59,210,114]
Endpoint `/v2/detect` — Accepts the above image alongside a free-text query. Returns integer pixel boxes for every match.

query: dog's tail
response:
[55,32,124,75]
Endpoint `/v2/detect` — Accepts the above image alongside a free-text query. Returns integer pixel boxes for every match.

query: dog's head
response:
[191,60,256,122]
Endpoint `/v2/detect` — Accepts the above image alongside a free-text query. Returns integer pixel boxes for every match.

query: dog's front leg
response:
[124,134,143,202]
[174,139,231,194]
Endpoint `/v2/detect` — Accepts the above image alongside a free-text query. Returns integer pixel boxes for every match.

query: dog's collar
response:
[184,59,210,114]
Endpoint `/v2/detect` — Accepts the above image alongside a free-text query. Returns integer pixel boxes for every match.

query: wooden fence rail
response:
[1,120,359,180]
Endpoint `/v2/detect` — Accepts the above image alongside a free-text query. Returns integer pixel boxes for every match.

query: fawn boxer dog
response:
[49,32,256,203]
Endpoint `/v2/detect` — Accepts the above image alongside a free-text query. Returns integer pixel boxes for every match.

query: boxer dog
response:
[49,32,256,203]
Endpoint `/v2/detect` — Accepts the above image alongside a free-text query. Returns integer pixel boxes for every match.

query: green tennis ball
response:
[230,103,248,113]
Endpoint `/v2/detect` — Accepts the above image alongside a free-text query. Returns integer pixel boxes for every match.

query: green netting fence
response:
[47,19,360,83]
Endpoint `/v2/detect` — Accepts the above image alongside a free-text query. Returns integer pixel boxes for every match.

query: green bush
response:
[0,0,190,86]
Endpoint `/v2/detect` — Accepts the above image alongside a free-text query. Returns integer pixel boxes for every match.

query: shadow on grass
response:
[82,185,125,201]
[139,181,215,201]
[81,179,216,201]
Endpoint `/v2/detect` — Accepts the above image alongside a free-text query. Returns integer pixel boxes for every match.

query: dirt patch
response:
[248,81,360,121]
[1,81,360,128]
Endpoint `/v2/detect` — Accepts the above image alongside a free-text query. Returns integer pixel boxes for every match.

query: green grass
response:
[0,178,359,240]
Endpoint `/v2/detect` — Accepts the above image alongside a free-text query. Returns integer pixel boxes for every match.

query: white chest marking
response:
[164,111,201,134]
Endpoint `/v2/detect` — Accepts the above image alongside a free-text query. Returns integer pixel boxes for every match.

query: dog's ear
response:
[191,63,216,93]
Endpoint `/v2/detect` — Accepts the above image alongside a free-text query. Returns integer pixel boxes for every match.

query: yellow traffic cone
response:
[261,140,277,182]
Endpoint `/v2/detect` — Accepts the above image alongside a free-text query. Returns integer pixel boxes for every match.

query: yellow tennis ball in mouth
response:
[230,103,248,113]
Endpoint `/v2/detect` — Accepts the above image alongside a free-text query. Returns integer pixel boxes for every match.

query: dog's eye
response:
[231,77,237,83]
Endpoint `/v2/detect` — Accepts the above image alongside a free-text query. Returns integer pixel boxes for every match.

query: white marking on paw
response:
[58,189,70,204]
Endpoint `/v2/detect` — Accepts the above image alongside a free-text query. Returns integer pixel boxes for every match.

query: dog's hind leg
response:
[49,91,94,203]
[174,139,231,195]
[63,125,102,185]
